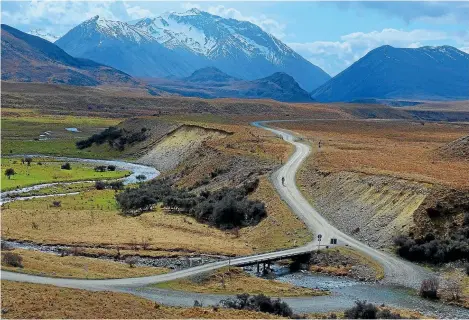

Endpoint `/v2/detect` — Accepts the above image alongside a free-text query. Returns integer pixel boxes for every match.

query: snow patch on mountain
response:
[28,29,60,43]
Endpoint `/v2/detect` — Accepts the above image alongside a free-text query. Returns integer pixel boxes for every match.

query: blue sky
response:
[2,1,468,75]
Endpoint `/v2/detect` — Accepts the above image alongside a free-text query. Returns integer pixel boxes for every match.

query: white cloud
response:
[181,3,201,11]
[123,2,153,20]
[207,5,286,39]
[1,0,121,32]
[288,28,451,75]
[339,2,469,24]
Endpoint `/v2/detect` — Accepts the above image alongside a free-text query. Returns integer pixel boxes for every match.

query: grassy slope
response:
[1,109,124,159]
[2,190,252,255]
[1,249,168,279]
[1,281,281,319]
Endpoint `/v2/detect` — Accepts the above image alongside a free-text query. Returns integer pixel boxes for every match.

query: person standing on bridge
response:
[282,176,285,186]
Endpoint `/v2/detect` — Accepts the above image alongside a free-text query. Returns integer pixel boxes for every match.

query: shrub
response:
[61,162,71,170]
[419,278,439,299]
[125,256,138,268]
[107,165,116,171]
[109,181,124,191]
[76,126,123,149]
[115,179,267,229]
[344,300,378,319]
[51,201,61,207]
[95,181,106,190]
[393,229,469,264]
[136,174,147,182]
[94,165,107,172]
[376,309,402,319]
[220,294,293,318]
[76,126,147,150]
[4,168,15,179]
[24,157,33,166]
[2,252,23,268]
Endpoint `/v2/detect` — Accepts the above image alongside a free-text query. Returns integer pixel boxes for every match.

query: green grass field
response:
[1,111,125,159]
[11,181,96,197]
[1,158,130,191]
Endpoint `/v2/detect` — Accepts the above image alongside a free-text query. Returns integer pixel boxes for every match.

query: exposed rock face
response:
[298,167,430,249]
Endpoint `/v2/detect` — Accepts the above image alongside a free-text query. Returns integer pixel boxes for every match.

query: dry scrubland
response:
[1,281,280,319]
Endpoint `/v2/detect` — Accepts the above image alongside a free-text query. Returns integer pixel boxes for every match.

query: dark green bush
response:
[2,252,23,268]
[61,162,71,170]
[220,294,294,318]
[94,165,107,172]
[115,179,266,229]
[419,278,439,299]
[344,300,402,319]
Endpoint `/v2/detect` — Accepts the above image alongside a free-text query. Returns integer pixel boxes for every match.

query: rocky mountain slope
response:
[1,24,136,86]
[148,67,313,102]
[311,45,469,102]
[56,9,330,91]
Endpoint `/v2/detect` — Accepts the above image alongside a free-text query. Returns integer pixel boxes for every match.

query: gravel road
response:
[1,121,452,315]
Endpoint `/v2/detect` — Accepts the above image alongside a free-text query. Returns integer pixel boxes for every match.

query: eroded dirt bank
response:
[298,165,430,249]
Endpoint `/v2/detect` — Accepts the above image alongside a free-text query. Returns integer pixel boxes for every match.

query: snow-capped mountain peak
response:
[56,8,330,90]
[28,29,60,43]
[132,9,294,61]
[79,15,155,44]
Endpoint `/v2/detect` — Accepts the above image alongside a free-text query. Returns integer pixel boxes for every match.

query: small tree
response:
[420,278,439,299]
[441,276,463,301]
[61,162,72,170]
[94,165,107,172]
[95,181,106,190]
[344,300,378,319]
[136,174,146,183]
[107,165,116,171]
[125,256,138,268]
[2,252,23,268]
[24,157,33,166]
[4,168,15,180]
[51,201,62,207]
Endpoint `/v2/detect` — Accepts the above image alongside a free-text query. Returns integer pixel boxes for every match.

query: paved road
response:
[2,121,430,291]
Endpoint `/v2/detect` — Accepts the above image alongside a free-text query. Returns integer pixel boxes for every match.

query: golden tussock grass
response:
[154,267,326,297]
[1,249,168,279]
[2,190,252,256]
[1,281,281,319]
[277,120,469,188]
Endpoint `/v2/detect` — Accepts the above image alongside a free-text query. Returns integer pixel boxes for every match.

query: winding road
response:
[2,121,436,307]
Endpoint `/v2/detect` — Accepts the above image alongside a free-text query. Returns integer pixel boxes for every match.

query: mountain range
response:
[148,67,313,102]
[1,24,136,86]
[312,45,469,102]
[55,9,331,91]
[3,9,469,103]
